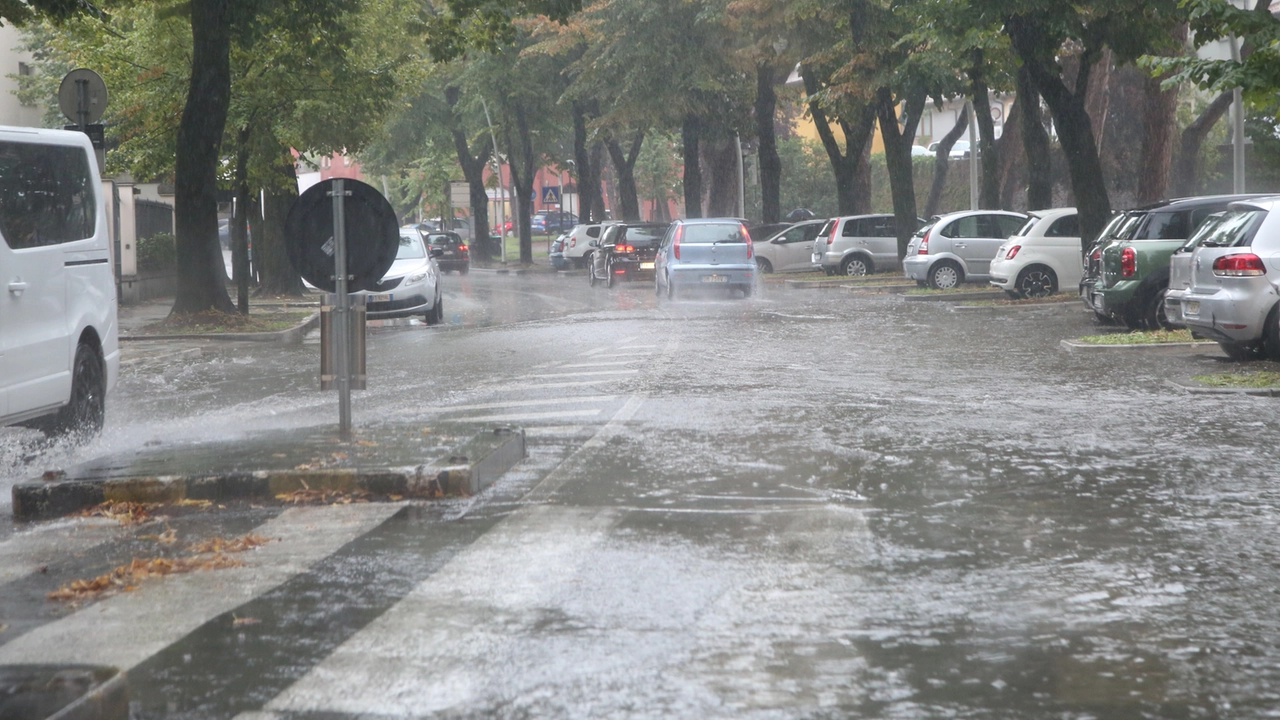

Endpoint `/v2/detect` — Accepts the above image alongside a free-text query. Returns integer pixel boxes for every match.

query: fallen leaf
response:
[139,526,177,545]
[356,440,378,447]
[188,533,272,555]
[232,615,261,626]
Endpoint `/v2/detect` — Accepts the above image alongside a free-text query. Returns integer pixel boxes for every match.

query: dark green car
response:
[1091,195,1265,329]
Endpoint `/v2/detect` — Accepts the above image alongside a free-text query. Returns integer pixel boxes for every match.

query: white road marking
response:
[558,360,641,368]
[522,370,638,379]
[0,504,403,670]
[518,380,610,389]
[440,396,615,413]
[0,518,122,588]
[449,409,602,423]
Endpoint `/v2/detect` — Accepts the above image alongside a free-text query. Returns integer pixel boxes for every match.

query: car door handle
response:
[954,243,967,249]
[8,280,28,295]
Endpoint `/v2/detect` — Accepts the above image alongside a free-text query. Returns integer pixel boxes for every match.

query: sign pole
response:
[330,178,352,441]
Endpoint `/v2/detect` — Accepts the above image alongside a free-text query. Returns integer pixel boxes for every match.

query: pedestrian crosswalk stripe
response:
[0,518,121,589]
[558,360,642,368]
[449,409,602,423]
[518,379,610,389]
[522,369,638,379]
[440,396,615,413]
[0,504,403,671]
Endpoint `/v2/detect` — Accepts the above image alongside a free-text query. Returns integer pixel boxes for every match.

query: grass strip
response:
[1191,371,1280,389]
[1075,329,1197,345]
[138,310,312,335]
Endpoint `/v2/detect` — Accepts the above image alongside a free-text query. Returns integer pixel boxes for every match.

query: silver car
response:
[812,214,915,276]
[1181,198,1280,360]
[1164,212,1231,328]
[755,219,825,273]
[654,218,756,299]
[359,229,445,324]
[902,210,1028,289]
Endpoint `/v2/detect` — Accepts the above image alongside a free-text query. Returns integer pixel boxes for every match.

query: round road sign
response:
[284,179,400,293]
[58,69,108,125]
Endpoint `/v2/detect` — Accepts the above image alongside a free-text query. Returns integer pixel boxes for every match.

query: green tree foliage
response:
[1142,0,1280,103]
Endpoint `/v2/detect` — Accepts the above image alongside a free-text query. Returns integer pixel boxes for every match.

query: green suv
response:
[1091,195,1263,329]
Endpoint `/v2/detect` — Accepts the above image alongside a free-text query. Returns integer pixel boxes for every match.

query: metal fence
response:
[136,199,173,239]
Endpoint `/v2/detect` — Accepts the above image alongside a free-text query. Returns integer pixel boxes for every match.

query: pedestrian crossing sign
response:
[541,186,561,204]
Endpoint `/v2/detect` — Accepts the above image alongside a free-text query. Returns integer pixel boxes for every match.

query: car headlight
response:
[406,271,428,284]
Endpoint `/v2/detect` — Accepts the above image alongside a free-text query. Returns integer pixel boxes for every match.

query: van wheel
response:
[841,255,870,276]
[50,343,105,438]
[928,261,962,290]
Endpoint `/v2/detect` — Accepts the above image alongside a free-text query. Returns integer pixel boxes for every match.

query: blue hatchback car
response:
[654,218,757,299]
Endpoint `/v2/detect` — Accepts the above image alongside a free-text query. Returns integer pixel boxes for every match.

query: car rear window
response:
[0,140,97,249]
[682,223,747,243]
[1197,209,1267,248]
[1046,214,1079,237]
[623,226,665,247]
[427,233,462,247]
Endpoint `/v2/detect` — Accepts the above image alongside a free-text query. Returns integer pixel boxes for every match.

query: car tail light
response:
[458,244,468,252]
[618,244,634,253]
[673,225,684,260]
[742,224,754,259]
[826,222,837,246]
[1005,245,1021,260]
[918,229,930,255]
[1213,253,1267,277]
[614,269,626,275]
[1121,247,1136,277]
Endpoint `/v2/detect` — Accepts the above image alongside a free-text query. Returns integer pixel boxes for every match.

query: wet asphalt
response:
[4,269,1280,718]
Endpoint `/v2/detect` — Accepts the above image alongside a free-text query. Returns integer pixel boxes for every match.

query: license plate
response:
[1185,300,1200,315]
[371,293,391,302]
[702,275,728,283]
[640,262,655,269]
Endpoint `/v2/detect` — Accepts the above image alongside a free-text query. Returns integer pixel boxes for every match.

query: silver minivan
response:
[0,127,117,436]
[812,214,913,276]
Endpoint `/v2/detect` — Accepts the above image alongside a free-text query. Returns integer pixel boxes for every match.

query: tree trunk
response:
[681,114,702,218]
[1138,24,1188,204]
[171,0,234,315]
[875,86,926,258]
[1017,65,1052,210]
[1009,17,1111,239]
[446,86,494,261]
[257,152,303,296]
[1172,91,1232,197]
[970,50,1000,209]
[996,97,1024,209]
[800,65,875,215]
[231,125,251,315]
[853,131,872,216]
[924,105,969,218]
[703,135,738,217]
[606,131,644,221]
[572,101,602,224]
[588,142,607,221]
[755,62,781,223]
[507,105,536,264]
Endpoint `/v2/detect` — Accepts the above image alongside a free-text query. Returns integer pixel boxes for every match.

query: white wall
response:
[0,25,43,128]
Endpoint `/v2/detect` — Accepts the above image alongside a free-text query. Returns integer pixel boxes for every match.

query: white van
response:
[0,127,117,437]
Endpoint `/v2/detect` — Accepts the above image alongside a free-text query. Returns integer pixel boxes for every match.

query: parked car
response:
[927,140,970,159]
[564,221,620,268]
[755,219,826,273]
[1180,198,1280,360]
[588,223,667,287]
[902,210,1028,289]
[747,222,790,246]
[0,126,118,437]
[531,211,578,235]
[417,218,472,241]
[1091,195,1266,329]
[814,214,922,276]
[1079,211,1140,322]
[358,229,444,324]
[549,233,570,270]
[654,218,755,299]
[1164,212,1232,328]
[424,231,469,274]
[988,208,1080,298]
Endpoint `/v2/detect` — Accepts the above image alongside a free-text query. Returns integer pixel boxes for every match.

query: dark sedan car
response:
[588,222,668,287]
[425,231,470,274]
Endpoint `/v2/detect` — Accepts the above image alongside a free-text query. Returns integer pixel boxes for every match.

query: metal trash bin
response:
[320,294,366,390]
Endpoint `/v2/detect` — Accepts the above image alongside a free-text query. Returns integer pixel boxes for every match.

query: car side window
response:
[0,141,97,250]
[842,219,865,237]
[587,226,601,239]
[781,226,807,243]
[942,216,981,238]
[992,215,1026,238]
[1046,215,1079,237]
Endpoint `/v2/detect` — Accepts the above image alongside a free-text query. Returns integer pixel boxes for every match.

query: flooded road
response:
[4,270,1280,717]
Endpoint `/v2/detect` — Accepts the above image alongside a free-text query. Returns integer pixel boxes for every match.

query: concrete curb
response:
[119,311,320,345]
[783,279,854,289]
[469,266,534,275]
[1059,339,1222,354]
[11,427,526,521]
[951,299,1076,313]
[846,283,918,294]
[48,667,129,720]
[900,290,1009,302]
[1164,378,1280,396]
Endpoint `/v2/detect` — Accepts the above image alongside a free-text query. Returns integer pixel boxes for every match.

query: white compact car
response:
[563,221,620,269]
[988,208,1081,298]
[358,228,444,324]
[0,126,118,437]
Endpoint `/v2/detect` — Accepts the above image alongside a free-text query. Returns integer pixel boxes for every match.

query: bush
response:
[137,232,176,271]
